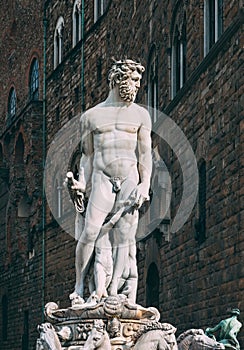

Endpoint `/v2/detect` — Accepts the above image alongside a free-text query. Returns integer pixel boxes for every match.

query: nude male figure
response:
[70,59,152,305]
[205,308,242,350]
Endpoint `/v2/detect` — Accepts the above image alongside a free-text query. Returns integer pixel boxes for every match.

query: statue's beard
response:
[119,81,137,102]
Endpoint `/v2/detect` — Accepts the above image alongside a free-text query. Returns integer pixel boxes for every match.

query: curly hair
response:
[108,59,145,90]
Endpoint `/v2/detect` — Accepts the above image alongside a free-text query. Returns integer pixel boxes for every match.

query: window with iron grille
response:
[171,12,187,98]
[29,58,39,100]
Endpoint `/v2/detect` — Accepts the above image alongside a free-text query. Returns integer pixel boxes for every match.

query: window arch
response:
[29,58,39,100]
[8,88,17,120]
[147,46,158,124]
[171,8,187,98]
[73,0,82,47]
[146,263,160,308]
[54,17,64,69]
[204,0,223,55]
[195,159,206,243]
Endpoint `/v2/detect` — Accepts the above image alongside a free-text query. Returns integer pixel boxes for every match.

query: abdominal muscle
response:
[93,130,138,178]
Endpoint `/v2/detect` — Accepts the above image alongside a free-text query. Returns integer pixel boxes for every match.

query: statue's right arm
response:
[205,321,222,335]
[80,113,94,195]
[72,113,94,196]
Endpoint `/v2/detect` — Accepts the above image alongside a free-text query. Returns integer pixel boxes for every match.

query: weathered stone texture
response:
[0,1,44,350]
[0,0,243,349]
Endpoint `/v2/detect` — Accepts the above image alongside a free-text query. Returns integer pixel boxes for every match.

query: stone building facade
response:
[0,0,243,349]
[0,1,44,350]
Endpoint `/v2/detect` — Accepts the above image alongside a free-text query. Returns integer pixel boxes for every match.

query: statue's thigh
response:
[118,176,138,200]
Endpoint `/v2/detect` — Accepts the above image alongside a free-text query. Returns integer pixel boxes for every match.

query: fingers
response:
[71,180,85,191]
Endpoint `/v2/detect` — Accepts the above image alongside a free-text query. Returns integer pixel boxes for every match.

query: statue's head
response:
[230,308,240,316]
[108,59,145,102]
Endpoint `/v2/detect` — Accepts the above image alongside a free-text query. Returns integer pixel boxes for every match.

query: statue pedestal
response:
[36,296,177,349]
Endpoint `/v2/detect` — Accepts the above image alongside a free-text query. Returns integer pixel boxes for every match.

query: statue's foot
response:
[69,291,85,307]
[85,292,100,307]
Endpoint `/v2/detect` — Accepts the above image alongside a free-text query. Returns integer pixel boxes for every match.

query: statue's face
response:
[119,70,141,102]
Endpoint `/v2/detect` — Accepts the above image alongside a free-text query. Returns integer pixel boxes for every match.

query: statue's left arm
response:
[205,321,222,337]
[136,108,152,206]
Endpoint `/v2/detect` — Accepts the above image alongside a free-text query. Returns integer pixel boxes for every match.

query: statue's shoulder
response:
[133,103,151,128]
[80,105,102,126]
[133,103,148,112]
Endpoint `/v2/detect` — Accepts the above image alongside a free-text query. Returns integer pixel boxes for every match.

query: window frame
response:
[171,11,187,99]
[54,17,64,69]
[204,0,223,56]
[94,0,108,22]
[72,0,82,47]
[29,58,39,100]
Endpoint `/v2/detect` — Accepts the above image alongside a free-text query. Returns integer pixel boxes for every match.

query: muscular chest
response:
[94,123,138,134]
[90,110,140,134]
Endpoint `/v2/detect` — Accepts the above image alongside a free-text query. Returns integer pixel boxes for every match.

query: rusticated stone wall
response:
[0,0,243,349]
[43,0,244,347]
[0,1,44,350]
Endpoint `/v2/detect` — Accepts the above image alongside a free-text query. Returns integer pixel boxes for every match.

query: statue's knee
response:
[81,226,100,243]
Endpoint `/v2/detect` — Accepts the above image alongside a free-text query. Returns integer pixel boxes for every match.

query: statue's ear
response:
[114,76,121,85]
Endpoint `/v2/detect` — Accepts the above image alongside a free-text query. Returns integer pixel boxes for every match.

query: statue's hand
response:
[130,183,149,209]
[71,179,86,193]
[205,328,214,337]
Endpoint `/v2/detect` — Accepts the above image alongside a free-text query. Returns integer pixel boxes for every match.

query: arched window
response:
[2,295,8,341]
[147,46,158,124]
[171,9,187,98]
[8,88,17,120]
[94,0,108,22]
[29,58,39,100]
[73,0,82,47]
[204,0,223,55]
[54,17,64,69]
[195,159,206,243]
[146,263,160,309]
